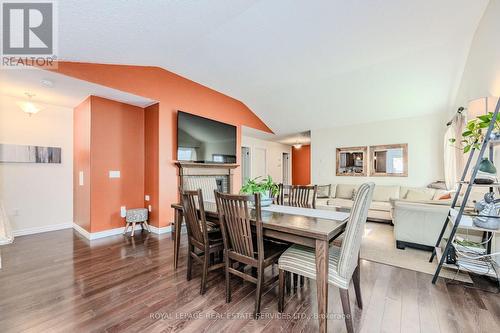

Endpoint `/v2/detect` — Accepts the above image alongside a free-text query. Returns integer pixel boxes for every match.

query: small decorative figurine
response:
[473,192,500,230]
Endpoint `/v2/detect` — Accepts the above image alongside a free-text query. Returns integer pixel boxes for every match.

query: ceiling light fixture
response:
[17,93,43,116]
[293,143,303,149]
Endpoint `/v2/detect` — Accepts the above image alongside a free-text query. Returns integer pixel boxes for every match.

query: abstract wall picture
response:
[0,144,61,163]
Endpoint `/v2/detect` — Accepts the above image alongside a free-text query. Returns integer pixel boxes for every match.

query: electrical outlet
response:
[120,206,127,218]
[148,205,152,212]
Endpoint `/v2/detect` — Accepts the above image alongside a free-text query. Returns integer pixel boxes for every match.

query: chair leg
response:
[186,243,193,281]
[353,264,363,309]
[299,275,304,287]
[285,271,291,293]
[254,264,264,318]
[123,223,129,235]
[131,222,136,236]
[225,251,231,303]
[339,288,354,333]
[278,269,285,312]
[143,221,151,232]
[200,248,209,295]
[293,273,298,291]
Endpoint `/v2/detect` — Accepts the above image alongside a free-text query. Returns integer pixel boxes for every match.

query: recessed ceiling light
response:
[40,79,54,88]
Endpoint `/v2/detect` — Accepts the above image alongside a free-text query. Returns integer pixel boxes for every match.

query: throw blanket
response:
[261,204,350,221]
[0,201,14,245]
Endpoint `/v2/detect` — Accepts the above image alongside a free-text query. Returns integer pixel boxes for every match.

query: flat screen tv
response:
[177,111,237,163]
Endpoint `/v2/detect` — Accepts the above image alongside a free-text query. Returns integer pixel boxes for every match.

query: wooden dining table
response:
[171,201,349,333]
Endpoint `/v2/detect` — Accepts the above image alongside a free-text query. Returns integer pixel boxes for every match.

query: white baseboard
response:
[12,222,73,237]
[72,223,126,240]
[149,225,172,235]
[72,223,175,240]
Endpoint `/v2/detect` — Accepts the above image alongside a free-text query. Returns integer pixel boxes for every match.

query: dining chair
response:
[277,182,375,333]
[181,189,224,295]
[215,191,288,317]
[278,184,318,208]
[278,184,318,287]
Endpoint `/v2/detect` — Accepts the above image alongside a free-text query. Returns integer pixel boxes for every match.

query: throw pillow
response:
[316,184,331,198]
[438,193,452,200]
[405,189,434,201]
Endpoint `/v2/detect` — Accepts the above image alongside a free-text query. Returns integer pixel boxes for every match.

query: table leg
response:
[173,209,183,270]
[315,239,329,333]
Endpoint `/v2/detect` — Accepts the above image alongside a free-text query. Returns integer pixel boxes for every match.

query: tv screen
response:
[177,111,237,163]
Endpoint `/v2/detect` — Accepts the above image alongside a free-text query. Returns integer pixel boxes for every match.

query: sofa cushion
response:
[399,186,436,200]
[372,185,400,202]
[316,184,331,198]
[327,198,353,209]
[405,189,435,201]
[370,201,392,212]
[335,184,358,199]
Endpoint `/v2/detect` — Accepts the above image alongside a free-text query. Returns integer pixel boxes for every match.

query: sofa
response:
[314,183,475,251]
[315,183,453,222]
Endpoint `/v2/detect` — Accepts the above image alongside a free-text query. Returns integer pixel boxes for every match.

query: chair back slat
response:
[181,189,208,246]
[287,185,317,208]
[337,182,375,279]
[215,192,263,260]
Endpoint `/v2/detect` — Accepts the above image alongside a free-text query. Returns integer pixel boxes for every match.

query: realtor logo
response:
[1,0,57,68]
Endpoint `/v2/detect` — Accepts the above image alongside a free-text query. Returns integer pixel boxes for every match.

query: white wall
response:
[0,95,73,235]
[241,136,292,184]
[454,0,500,110]
[311,112,446,187]
[454,0,500,263]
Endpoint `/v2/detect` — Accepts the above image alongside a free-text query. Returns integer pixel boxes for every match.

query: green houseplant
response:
[450,112,500,153]
[240,176,279,207]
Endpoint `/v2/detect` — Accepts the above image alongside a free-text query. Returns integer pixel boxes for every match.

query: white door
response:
[241,146,251,183]
[253,147,267,179]
[282,153,290,184]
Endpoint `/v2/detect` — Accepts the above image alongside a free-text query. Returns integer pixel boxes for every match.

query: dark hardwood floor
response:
[0,229,499,332]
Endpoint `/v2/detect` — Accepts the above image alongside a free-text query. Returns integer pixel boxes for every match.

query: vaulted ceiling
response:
[57,0,489,135]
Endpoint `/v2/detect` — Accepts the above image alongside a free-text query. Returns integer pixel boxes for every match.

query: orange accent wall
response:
[292,145,311,185]
[73,98,91,232]
[53,62,273,228]
[73,96,146,232]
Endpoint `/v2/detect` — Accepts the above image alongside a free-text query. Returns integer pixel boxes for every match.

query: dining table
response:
[170,201,350,333]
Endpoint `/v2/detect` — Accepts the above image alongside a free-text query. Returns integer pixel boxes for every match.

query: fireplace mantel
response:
[175,161,239,194]
[175,161,239,169]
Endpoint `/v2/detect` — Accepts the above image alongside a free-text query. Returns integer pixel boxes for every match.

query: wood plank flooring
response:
[0,229,498,332]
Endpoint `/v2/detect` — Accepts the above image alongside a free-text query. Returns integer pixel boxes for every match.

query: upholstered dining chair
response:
[215,191,288,317]
[181,189,224,295]
[277,182,375,333]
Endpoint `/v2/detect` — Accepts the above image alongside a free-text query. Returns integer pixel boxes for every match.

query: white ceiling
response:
[0,68,156,108]
[42,1,492,134]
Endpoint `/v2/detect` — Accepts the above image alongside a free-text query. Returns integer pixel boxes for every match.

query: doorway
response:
[241,146,251,183]
[282,152,290,184]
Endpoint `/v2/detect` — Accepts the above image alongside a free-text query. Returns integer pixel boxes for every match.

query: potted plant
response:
[450,112,500,183]
[450,112,500,153]
[240,176,279,207]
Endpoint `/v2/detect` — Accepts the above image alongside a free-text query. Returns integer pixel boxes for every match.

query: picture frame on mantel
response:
[336,146,368,176]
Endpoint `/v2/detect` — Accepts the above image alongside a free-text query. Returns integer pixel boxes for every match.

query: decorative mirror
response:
[369,144,408,177]
[336,146,368,176]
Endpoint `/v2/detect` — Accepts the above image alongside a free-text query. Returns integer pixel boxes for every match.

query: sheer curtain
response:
[0,200,14,245]
[444,113,466,190]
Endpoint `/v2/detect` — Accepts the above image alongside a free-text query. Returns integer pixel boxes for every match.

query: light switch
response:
[79,171,84,186]
[145,195,150,201]
[109,170,120,178]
